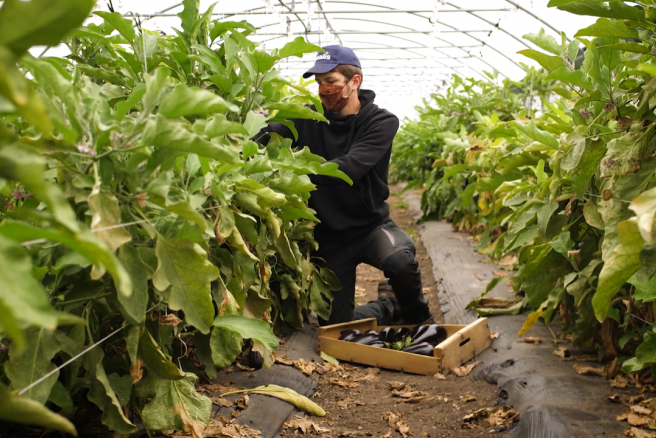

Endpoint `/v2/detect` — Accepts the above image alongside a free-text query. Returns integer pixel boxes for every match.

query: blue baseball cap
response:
[302,45,361,78]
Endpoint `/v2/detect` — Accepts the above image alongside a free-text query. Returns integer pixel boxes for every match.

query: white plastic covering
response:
[91,0,596,119]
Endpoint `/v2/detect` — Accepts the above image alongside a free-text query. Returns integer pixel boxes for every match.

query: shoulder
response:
[371,107,399,129]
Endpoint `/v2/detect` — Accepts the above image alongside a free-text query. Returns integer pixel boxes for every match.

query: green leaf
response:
[5,328,60,404]
[88,185,132,253]
[0,236,58,350]
[143,115,239,164]
[513,120,559,149]
[0,221,133,299]
[205,114,249,138]
[637,63,656,78]
[524,28,561,55]
[599,42,651,54]
[138,329,186,380]
[0,144,79,232]
[546,67,593,91]
[583,202,605,230]
[94,11,136,43]
[517,49,566,72]
[575,17,640,39]
[629,186,656,243]
[210,326,243,368]
[551,0,644,21]
[85,348,137,434]
[320,351,339,365]
[136,373,211,436]
[213,315,279,350]
[117,245,150,325]
[279,37,324,59]
[222,384,325,416]
[143,67,170,115]
[593,219,644,322]
[178,0,200,37]
[266,103,328,122]
[243,110,268,138]
[622,331,656,374]
[159,84,238,117]
[154,237,219,334]
[0,0,95,56]
[0,382,76,435]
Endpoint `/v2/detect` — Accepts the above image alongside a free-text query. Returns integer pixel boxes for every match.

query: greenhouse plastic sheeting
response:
[78,0,596,119]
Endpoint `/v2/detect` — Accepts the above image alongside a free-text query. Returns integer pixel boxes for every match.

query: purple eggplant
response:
[409,324,426,340]
[339,329,362,342]
[401,342,435,357]
[367,341,386,348]
[379,327,396,344]
[353,330,382,345]
[411,324,448,346]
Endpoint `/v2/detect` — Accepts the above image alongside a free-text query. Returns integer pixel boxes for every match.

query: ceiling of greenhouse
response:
[88,0,596,119]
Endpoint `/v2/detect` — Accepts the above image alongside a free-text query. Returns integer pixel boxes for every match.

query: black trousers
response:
[315,219,431,326]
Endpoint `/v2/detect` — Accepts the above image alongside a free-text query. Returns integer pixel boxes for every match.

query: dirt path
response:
[281,188,504,438]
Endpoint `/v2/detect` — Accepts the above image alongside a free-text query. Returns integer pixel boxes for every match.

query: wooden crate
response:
[318,318,492,375]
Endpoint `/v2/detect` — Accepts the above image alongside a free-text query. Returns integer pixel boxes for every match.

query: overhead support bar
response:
[144,9,510,17]
[251,30,490,35]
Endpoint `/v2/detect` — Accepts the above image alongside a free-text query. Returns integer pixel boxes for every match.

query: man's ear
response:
[352,74,362,89]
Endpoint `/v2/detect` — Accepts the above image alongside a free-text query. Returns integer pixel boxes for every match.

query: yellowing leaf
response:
[629,187,656,244]
[155,237,219,334]
[222,384,325,416]
[88,186,132,253]
[592,219,644,322]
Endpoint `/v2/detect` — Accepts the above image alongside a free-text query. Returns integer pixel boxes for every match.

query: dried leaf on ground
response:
[327,378,359,388]
[460,395,476,402]
[625,427,656,438]
[454,361,481,377]
[391,389,430,402]
[236,363,255,372]
[284,416,331,434]
[294,359,318,376]
[235,395,249,410]
[434,373,446,380]
[463,406,518,429]
[211,397,233,408]
[630,405,652,415]
[199,383,244,394]
[572,363,605,377]
[490,332,499,339]
[498,254,518,266]
[275,356,294,366]
[612,374,630,389]
[382,429,393,438]
[523,337,542,345]
[383,411,410,438]
[492,270,512,277]
[388,381,406,391]
[204,418,263,438]
[553,347,571,358]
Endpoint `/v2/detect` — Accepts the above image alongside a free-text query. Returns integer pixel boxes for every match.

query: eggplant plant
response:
[392,0,656,383]
[0,0,349,435]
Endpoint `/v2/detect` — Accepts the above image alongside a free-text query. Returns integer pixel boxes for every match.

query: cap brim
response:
[302,62,339,78]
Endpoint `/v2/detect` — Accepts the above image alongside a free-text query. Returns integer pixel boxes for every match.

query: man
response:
[257,45,433,326]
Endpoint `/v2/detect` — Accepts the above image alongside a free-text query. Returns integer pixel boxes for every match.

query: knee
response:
[381,249,419,278]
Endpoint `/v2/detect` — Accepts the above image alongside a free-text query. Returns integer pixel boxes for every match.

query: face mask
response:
[319,82,354,113]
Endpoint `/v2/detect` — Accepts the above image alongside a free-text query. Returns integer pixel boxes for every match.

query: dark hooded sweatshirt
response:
[257,89,399,242]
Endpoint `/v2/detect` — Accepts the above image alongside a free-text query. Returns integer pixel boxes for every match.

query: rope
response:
[18,304,160,396]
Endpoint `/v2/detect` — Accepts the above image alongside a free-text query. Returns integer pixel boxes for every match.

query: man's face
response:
[315,70,354,97]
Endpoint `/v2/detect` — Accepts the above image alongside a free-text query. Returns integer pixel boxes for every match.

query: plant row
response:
[0,0,345,435]
[392,0,656,379]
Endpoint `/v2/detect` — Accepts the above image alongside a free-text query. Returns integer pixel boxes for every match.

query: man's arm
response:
[313,114,399,185]
[254,122,295,146]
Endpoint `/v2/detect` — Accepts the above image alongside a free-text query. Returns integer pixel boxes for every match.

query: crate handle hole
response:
[459,338,470,347]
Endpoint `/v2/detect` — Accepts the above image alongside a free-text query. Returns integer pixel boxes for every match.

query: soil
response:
[280,188,506,438]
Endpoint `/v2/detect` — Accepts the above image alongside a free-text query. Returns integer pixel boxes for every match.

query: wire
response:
[18,305,160,396]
